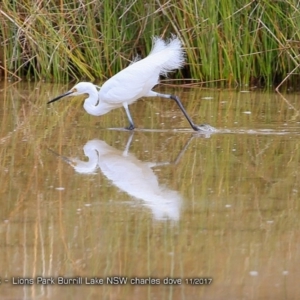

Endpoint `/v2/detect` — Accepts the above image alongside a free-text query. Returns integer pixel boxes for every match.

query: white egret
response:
[48,36,213,131]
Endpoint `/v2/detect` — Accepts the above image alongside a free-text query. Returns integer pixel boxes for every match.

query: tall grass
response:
[1,0,300,87]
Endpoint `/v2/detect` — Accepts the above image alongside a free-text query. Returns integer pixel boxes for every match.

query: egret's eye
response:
[72,88,77,93]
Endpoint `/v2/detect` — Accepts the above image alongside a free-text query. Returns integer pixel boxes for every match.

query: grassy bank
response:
[1,0,300,87]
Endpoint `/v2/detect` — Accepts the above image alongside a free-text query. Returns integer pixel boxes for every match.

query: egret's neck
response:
[82,87,100,116]
[83,87,114,116]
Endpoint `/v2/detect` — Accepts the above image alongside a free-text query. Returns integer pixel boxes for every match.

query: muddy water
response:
[0,82,300,299]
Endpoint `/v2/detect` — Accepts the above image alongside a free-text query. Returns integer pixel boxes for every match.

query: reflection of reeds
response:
[1,1,300,86]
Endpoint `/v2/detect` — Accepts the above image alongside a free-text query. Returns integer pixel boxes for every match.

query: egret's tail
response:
[149,35,185,76]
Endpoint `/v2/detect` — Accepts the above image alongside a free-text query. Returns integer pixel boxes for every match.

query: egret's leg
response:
[155,92,203,131]
[123,102,135,130]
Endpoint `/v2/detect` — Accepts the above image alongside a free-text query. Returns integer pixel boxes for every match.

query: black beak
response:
[47,91,74,104]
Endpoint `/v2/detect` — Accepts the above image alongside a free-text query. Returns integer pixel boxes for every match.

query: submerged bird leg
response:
[123,102,135,130]
[156,93,206,131]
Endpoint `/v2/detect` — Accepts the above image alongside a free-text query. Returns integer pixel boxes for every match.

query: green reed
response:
[1,0,300,87]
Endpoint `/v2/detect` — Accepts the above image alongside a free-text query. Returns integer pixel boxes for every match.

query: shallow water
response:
[0,82,300,299]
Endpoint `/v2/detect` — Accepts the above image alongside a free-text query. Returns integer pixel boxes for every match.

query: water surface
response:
[0,82,300,299]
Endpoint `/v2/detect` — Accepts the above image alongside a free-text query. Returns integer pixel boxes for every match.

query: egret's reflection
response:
[51,134,192,221]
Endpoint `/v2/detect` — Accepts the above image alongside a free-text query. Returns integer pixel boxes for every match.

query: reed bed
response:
[1,0,300,87]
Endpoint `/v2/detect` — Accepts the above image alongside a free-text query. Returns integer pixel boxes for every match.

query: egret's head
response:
[47,82,98,104]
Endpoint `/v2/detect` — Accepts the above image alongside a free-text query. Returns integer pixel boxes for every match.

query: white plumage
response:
[99,36,185,106]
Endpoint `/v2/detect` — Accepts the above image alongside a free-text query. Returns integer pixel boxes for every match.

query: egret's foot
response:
[194,124,217,132]
[125,124,135,130]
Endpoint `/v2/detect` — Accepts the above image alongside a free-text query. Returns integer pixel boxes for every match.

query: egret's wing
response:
[99,36,184,105]
[99,62,159,105]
